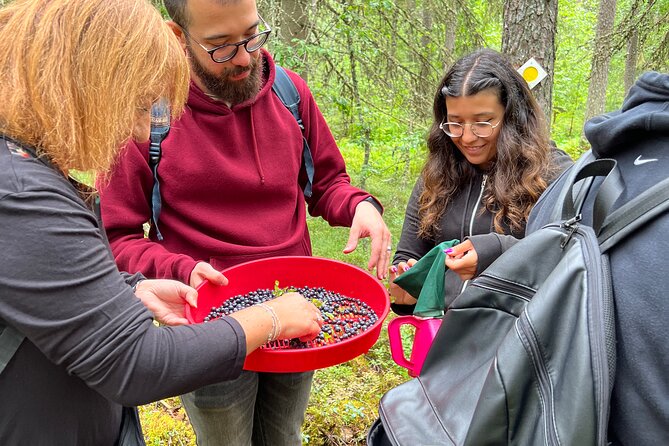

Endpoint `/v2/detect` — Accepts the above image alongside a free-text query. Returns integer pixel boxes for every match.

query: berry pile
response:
[204,285,379,349]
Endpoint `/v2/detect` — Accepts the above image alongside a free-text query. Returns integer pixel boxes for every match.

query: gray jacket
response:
[0,137,246,445]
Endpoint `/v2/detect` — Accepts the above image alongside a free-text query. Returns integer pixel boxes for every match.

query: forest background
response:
[25,0,667,443]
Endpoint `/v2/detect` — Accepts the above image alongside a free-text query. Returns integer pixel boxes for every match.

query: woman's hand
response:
[134,279,198,326]
[228,292,324,353]
[268,292,324,342]
[444,239,478,281]
[388,259,418,305]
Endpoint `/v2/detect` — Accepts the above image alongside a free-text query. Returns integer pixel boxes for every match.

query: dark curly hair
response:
[418,48,556,237]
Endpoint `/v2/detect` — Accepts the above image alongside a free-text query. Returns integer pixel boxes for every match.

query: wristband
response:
[255,303,281,343]
[363,196,384,214]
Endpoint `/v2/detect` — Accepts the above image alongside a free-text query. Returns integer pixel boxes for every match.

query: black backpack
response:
[147,65,315,240]
[368,152,669,445]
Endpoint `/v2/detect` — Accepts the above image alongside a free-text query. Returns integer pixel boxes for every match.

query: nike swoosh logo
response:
[634,155,658,166]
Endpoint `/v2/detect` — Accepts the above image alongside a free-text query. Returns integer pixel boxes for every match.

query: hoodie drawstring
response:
[249,107,265,186]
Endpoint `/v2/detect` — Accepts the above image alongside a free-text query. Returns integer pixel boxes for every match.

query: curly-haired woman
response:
[390,49,573,313]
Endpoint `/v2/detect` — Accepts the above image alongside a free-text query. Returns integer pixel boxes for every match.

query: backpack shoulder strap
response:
[598,176,669,252]
[545,150,597,223]
[146,68,316,240]
[555,151,669,252]
[561,157,623,231]
[271,65,314,198]
[147,99,170,241]
[0,325,24,375]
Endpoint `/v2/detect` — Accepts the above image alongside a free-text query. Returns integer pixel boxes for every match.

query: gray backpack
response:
[369,152,669,445]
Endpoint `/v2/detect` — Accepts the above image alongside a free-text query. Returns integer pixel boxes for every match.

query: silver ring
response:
[386,245,392,252]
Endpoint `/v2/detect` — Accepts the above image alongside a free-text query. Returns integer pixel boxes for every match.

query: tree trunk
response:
[623,28,639,95]
[343,6,371,189]
[419,1,434,100]
[584,0,618,126]
[277,0,311,81]
[443,1,457,71]
[501,0,558,128]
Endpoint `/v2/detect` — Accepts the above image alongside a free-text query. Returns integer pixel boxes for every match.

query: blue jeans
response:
[181,370,314,446]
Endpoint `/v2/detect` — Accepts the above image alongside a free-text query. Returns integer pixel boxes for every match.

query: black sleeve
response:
[467,233,520,275]
[390,303,417,316]
[0,175,246,407]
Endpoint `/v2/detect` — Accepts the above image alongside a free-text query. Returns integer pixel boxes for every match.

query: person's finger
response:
[444,256,460,270]
[298,318,322,342]
[365,230,386,276]
[444,239,473,258]
[343,225,360,254]
[389,280,414,301]
[192,263,228,288]
[375,235,392,280]
[205,267,228,287]
[395,261,406,273]
[445,255,476,281]
[181,285,198,308]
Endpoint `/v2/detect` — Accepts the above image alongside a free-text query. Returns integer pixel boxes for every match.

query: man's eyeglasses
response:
[179,15,271,63]
[439,120,501,138]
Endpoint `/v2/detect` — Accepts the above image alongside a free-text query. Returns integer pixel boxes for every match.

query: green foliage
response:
[302,319,411,445]
[139,398,196,446]
[551,0,598,138]
[149,0,169,18]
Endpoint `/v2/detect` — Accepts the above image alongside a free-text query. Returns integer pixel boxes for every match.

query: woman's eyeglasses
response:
[439,120,501,138]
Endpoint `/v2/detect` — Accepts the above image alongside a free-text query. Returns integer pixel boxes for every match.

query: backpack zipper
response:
[516,312,560,446]
[473,273,559,444]
[470,275,534,302]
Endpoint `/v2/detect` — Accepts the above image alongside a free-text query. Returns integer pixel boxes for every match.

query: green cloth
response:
[393,239,459,318]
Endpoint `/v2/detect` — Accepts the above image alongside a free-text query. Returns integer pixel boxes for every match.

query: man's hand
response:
[134,279,198,326]
[189,262,229,289]
[343,200,392,279]
[444,239,478,281]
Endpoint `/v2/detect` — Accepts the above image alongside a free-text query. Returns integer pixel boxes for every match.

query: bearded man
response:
[97,0,391,445]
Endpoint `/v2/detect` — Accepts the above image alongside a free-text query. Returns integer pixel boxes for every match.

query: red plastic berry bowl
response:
[185,256,390,372]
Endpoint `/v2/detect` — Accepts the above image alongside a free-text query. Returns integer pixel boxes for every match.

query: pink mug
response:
[388,315,442,377]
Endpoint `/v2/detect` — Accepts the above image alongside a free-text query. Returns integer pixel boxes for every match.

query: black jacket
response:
[393,147,573,313]
[528,71,669,445]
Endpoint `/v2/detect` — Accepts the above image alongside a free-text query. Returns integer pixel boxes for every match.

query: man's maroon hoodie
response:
[98,50,374,283]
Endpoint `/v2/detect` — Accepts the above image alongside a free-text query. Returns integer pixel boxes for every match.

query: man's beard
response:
[187,45,263,105]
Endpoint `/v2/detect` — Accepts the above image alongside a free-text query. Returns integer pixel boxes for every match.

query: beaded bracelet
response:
[255,303,281,343]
